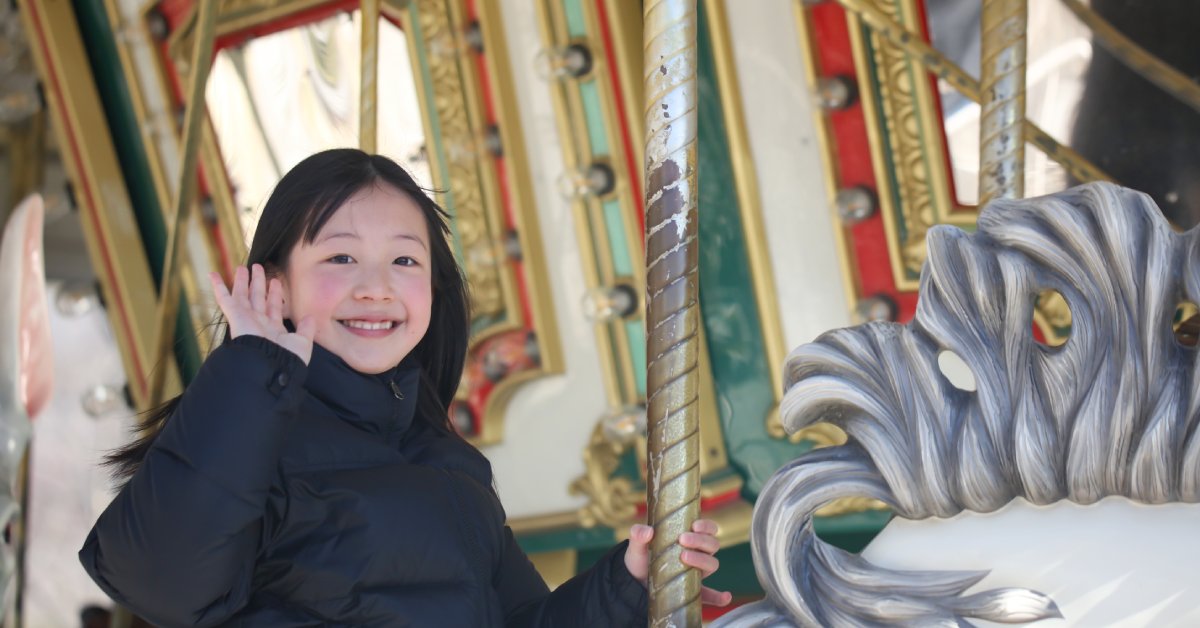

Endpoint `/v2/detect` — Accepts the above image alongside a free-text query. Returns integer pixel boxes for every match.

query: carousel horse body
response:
[0,195,53,616]
[716,182,1200,626]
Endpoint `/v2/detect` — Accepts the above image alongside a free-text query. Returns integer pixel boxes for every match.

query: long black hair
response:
[108,149,471,480]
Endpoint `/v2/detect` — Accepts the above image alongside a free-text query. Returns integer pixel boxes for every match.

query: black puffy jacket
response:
[80,336,647,627]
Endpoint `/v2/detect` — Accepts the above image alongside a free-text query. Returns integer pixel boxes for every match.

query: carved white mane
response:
[716,182,1200,626]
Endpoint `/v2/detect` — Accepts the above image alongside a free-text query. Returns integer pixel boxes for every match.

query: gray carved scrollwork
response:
[716,182,1200,626]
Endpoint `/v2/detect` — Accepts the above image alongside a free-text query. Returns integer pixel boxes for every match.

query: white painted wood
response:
[864,498,1200,627]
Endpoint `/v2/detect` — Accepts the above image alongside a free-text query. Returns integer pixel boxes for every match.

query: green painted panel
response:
[695,1,802,497]
[561,0,588,39]
[73,0,199,382]
[516,523,615,555]
[692,6,890,539]
[578,81,610,156]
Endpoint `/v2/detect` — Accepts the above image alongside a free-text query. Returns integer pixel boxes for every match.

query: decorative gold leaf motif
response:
[414,0,503,319]
[569,421,638,529]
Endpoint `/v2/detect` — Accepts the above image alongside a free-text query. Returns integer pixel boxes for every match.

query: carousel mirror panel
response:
[205,9,430,241]
[928,0,1200,223]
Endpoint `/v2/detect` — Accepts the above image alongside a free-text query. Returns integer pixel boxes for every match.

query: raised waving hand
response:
[209,264,316,364]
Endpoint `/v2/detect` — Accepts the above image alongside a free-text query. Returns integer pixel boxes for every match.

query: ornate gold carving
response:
[853,0,948,286]
[569,421,639,529]
[766,403,848,447]
[413,0,503,320]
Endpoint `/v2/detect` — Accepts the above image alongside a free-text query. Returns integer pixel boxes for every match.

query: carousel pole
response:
[979,0,1027,204]
[642,0,701,626]
[147,0,219,407]
[360,0,380,153]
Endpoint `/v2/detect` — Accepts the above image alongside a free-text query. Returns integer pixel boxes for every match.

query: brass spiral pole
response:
[979,0,1027,204]
[643,0,701,625]
[359,0,380,153]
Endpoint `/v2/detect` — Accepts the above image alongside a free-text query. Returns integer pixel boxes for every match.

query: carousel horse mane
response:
[715,182,1200,626]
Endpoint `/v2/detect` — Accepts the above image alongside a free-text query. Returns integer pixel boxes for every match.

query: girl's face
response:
[280,184,433,374]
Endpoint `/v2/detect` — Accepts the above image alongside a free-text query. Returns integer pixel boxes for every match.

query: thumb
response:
[624,524,653,584]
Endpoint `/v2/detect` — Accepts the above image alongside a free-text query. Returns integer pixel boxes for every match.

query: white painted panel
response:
[723,0,852,350]
[25,283,136,625]
[481,1,605,520]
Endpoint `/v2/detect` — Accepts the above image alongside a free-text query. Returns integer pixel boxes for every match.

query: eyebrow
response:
[317,231,428,251]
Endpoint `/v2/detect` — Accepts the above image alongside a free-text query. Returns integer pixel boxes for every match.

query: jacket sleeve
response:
[497,527,647,627]
[79,335,307,628]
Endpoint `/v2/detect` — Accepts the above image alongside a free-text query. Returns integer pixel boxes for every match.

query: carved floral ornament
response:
[716,183,1200,626]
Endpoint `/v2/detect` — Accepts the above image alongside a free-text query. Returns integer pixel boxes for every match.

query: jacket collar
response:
[304,342,420,444]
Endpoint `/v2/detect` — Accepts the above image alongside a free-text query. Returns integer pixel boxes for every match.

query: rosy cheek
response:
[292,272,347,321]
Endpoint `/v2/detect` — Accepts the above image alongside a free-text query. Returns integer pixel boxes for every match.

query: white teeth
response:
[341,320,395,331]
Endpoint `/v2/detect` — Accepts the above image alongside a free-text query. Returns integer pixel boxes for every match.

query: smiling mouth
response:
[339,319,398,331]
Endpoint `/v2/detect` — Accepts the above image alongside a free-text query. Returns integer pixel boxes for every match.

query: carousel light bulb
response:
[55,282,98,317]
[534,44,593,81]
[81,384,127,417]
[816,75,857,110]
[601,405,647,446]
[581,284,638,323]
[557,163,616,200]
[836,185,877,224]
[855,294,898,323]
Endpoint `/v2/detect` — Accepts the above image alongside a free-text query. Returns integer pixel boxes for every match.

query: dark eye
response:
[394,256,418,267]
[327,255,354,264]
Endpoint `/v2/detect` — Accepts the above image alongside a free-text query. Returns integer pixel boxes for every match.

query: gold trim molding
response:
[20,0,182,409]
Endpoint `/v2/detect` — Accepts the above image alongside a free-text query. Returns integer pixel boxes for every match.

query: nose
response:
[352,264,395,302]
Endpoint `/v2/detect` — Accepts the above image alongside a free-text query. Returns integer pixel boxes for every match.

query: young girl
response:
[80,149,730,626]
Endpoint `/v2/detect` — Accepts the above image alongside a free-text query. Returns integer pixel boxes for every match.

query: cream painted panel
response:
[864,498,1200,626]
[480,1,603,520]
[723,0,852,349]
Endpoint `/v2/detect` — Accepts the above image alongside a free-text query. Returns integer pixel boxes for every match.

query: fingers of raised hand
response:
[209,271,231,307]
[231,264,250,303]
[267,277,284,325]
[700,586,733,607]
[251,264,269,314]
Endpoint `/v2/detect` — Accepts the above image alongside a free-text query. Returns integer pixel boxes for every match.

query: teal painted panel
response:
[625,319,647,397]
[578,81,610,156]
[602,199,631,275]
[561,0,588,38]
[73,0,200,382]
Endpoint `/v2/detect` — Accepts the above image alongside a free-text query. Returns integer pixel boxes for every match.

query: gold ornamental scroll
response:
[979,0,1027,204]
[643,0,701,625]
[149,0,220,406]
